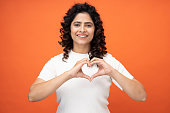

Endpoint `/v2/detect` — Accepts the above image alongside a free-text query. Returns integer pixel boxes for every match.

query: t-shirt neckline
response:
[70,49,89,57]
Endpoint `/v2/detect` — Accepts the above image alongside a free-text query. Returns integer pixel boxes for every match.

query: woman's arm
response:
[89,57,147,101]
[28,71,71,102]
[28,58,91,102]
[109,69,147,101]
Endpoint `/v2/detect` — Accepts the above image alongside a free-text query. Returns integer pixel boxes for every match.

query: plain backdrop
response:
[0,0,170,113]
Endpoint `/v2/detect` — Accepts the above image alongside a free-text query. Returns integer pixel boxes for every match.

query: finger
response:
[82,74,91,81]
[80,58,89,62]
[90,57,98,62]
[74,60,87,71]
[82,58,90,66]
[75,58,87,66]
[77,58,89,64]
[77,58,88,64]
[90,57,102,62]
[80,60,89,67]
[87,60,90,67]
[90,60,102,66]
[91,72,100,80]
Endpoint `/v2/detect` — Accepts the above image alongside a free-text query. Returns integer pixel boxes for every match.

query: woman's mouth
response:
[76,34,88,38]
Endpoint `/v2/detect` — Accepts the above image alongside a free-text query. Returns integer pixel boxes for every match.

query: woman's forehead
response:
[72,12,93,23]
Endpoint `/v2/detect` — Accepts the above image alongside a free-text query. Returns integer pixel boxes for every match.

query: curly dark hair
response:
[58,2,107,62]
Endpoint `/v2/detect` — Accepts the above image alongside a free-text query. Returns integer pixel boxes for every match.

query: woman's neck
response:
[72,45,90,54]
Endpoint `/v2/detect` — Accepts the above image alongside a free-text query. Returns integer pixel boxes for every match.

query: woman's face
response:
[70,12,95,47]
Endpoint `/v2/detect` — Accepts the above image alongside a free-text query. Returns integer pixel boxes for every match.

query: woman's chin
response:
[74,41,91,46]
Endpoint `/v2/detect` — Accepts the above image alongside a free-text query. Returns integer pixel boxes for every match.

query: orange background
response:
[0,0,170,113]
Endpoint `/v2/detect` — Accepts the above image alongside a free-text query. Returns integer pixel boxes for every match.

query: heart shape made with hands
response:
[81,63,99,77]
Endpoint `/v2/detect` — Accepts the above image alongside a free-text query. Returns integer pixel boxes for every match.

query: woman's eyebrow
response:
[84,22,93,24]
[73,21,93,24]
[73,21,81,24]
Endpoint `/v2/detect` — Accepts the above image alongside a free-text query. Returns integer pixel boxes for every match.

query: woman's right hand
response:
[67,58,91,81]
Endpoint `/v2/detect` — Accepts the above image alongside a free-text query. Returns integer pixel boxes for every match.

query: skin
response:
[28,12,93,102]
[28,12,147,102]
[89,57,147,101]
[71,12,95,54]
[70,12,147,101]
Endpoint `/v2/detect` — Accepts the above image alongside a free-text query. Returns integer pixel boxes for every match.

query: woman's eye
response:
[74,24,80,27]
[86,24,92,27]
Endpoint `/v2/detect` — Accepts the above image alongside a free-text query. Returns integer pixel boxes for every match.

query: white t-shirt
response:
[37,49,134,113]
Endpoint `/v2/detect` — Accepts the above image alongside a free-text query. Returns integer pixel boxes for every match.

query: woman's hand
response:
[89,57,114,80]
[68,58,91,81]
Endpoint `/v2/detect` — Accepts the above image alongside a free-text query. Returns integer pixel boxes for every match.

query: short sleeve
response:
[104,53,134,91]
[37,57,57,81]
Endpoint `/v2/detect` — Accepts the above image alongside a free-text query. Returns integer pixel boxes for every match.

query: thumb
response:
[91,72,99,80]
[81,74,91,81]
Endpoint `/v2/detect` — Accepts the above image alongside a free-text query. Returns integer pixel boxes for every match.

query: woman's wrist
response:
[65,70,74,80]
[108,68,117,78]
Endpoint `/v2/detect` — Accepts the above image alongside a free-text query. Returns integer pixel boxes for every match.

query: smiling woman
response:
[58,2,107,61]
[70,12,95,52]
[28,2,147,113]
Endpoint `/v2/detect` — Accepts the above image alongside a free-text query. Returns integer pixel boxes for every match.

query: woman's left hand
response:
[89,57,114,80]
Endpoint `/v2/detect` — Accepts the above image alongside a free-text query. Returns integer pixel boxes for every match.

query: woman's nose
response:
[79,25,86,33]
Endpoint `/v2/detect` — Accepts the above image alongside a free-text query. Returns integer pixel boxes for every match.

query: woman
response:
[28,2,147,113]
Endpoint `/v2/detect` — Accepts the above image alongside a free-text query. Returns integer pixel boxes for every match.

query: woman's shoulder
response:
[103,53,118,62]
[47,52,64,63]
[104,53,115,59]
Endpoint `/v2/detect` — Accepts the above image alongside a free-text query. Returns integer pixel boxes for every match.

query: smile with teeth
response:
[77,34,88,38]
